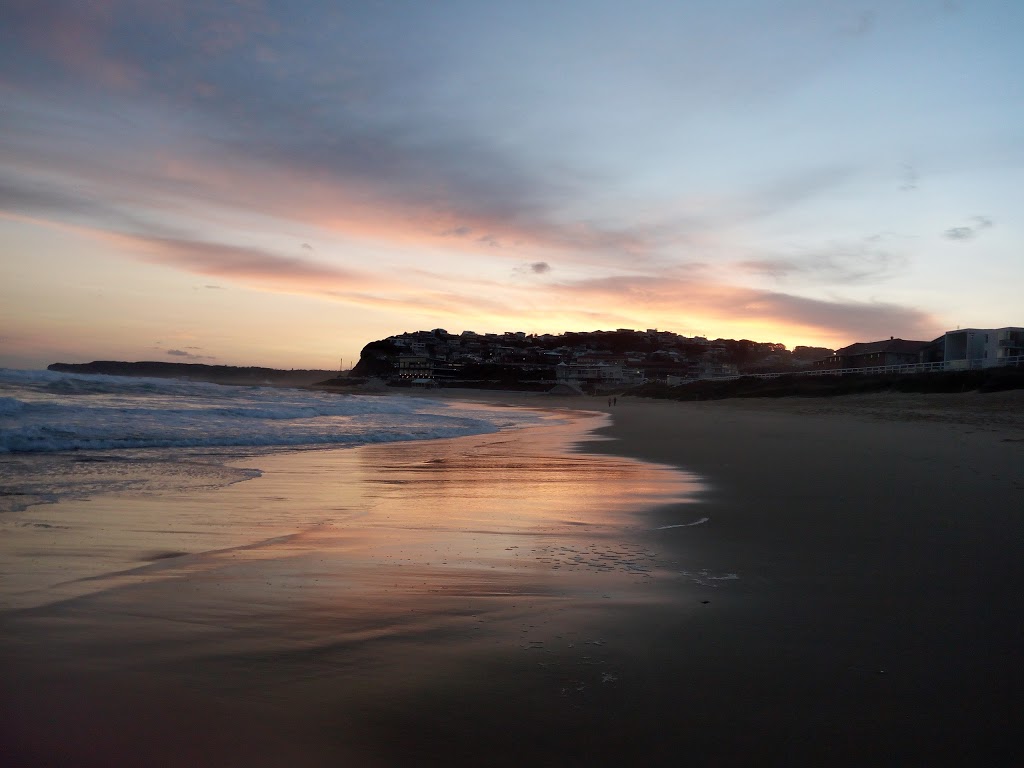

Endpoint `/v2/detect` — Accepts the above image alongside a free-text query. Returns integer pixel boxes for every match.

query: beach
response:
[2,390,1022,765]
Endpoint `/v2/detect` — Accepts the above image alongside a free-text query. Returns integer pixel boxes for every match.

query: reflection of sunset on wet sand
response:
[0,408,708,765]
[0,410,701,610]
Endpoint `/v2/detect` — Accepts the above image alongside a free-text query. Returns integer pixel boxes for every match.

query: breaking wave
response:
[0,369,545,454]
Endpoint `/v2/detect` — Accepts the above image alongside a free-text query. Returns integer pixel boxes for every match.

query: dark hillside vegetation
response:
[627,367,1024,400]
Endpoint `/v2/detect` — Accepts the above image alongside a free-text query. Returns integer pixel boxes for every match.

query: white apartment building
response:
[942,327,1024,370]
[555,362,645,388]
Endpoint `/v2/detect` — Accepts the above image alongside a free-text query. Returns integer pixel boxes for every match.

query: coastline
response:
[2,390,1021,765]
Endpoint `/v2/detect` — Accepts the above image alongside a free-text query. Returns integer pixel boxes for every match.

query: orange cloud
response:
[545,275,939,344]
[144,150,655,265]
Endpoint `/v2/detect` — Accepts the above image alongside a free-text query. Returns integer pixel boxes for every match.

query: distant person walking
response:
[613,397,617,406]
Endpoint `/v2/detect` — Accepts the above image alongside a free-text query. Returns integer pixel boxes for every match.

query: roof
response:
[836,338,930,356]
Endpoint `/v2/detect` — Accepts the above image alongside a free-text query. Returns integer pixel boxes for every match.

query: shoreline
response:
[0,407,707,766]
[0,407,698,610]
[2,391,1021,765]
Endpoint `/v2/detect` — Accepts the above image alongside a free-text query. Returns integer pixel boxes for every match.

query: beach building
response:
[397,355,458,381]
[555,361,644,389]
[808,327,1024,373]
[697,361,739,379]
[941,327,1024,369]
[397,355,431,378]
[813,338,930,370]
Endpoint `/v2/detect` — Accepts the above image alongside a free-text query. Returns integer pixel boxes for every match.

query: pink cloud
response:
[120,235,365,288]
[548,275,939,342]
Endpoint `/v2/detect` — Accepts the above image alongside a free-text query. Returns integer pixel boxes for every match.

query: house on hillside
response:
[813,338,930,370]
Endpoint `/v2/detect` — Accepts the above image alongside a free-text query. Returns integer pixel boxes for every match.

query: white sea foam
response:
[678,569,739,587]
[0,368,546,454]
[656,517,710,529]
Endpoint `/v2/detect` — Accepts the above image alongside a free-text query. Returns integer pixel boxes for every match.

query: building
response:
[397,355,432,378]
[810,327,1024,373]
[397,355,458,380]
[813,338,930,370]
[942,327,1024,370]
[555,362,644,389]
[697,361,739,379]
[575,352,626,365]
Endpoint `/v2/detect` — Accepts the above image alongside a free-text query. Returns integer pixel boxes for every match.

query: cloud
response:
[0,174,347,291]
[943,216,993,241]
[336,287,519,320]
[1,117,660,267]
[512,261,553,277]
[0,2,671,262]
[115,234,367,291]
[0,174,156,233]
[738,235,909,285]
[163,347,215,360]
[727,165,857,224]
[552,274,937,341]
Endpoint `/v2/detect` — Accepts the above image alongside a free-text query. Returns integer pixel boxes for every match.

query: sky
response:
[2,0,1022,370]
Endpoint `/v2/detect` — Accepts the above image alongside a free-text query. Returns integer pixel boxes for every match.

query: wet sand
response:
[2,393,1023,765]
[1,409,702,766]
[587,391,1024,766]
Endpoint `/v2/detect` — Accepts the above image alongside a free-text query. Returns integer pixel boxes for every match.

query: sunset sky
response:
[2,1,1022,370]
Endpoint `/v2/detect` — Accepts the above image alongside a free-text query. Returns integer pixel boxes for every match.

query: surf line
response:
[656,517,709,530]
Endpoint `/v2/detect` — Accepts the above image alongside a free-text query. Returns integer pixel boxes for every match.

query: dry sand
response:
[1,391,1022,766]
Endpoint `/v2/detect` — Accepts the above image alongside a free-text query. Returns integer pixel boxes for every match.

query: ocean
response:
[0,368,549,513]
[0,368,724,767]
